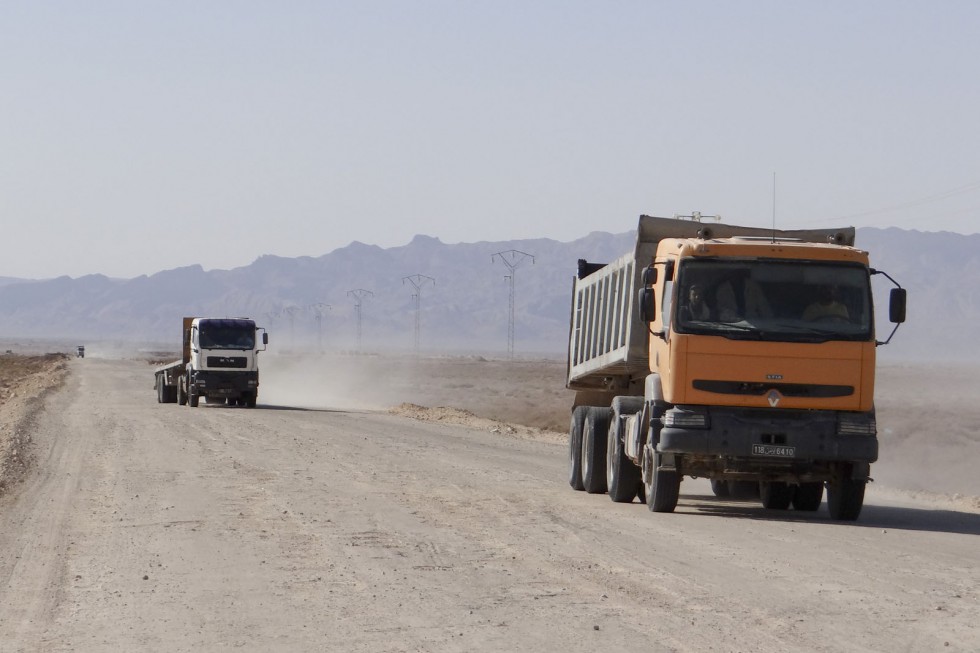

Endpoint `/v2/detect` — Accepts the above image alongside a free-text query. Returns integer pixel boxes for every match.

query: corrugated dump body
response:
[566,215,855,391]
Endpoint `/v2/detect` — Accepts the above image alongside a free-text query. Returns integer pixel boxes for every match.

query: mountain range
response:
[0,225,975,361]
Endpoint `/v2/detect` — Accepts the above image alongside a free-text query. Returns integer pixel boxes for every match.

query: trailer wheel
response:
[177,380,187,406]
[760,481,793,510]
[827,472,865,521]
[606,398,643,503]
[581,407,610,494]
[156,381,164,403]
[792,482,824,511]
[568,406,588,491]
[643,446,679,513]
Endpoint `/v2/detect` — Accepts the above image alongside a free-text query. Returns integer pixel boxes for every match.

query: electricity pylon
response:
[310,303,331,352]
[492,250,535,358]
[402,274,435,355]
[280,306,301,351]
[346,289,373,352]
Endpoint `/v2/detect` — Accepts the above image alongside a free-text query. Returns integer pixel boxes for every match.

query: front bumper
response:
[190,370,259,396]
[660,406,878,464]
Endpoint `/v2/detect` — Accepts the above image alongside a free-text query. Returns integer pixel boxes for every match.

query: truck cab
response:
[181,317,268,407]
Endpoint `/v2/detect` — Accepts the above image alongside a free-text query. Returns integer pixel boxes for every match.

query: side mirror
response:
[262,332,269,345]
[889,288,907,324]
[638,287,656,322]
[641,265,658,286]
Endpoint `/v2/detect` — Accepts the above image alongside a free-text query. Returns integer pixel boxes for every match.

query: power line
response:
[402,274,435,355]
[835,178,980,221]
[346,289,373,352]
[492,250,534,359]
[309,303,331,352]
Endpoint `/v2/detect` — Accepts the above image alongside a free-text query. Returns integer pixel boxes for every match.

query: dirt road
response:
[0,358,977,652]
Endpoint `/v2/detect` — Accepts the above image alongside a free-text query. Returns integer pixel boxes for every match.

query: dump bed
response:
[566,215,855,390]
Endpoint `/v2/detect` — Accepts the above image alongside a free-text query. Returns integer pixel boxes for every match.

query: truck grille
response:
[692,380,853,398]
[206,356,247,369]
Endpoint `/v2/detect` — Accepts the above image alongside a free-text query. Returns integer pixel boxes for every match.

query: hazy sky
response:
[3,1,979,279]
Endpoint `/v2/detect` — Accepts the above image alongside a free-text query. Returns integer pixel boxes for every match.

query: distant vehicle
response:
[567,215,906,521]
[154,317,268,408]
[76,346,85,358]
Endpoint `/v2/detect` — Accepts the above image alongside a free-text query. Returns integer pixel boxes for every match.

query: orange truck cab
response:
[567,215,906,521]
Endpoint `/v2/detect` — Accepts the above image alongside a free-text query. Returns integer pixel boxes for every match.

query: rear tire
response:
[606,398,643,503]
[177,380,187,406]
[245,392,257,408]
[792,482,824,511]
[760,481,793,510]
[728,480,760,499]
[581,407,610,494]
[568,406,588,491]
[827,473,866,521]
[710,479,730,498]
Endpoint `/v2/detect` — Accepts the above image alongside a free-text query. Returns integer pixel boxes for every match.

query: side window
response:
[661,280,674,335]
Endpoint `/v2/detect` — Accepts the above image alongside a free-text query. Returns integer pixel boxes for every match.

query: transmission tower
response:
[310,303,331,352]
[402,274,435,355]
[346,289,373,352]
[492,249,535,358]
[280,306,301,351]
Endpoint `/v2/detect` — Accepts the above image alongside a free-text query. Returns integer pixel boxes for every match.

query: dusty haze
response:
[257,352,979,505]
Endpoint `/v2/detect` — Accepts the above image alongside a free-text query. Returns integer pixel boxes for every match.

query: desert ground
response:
[0,344,977,651]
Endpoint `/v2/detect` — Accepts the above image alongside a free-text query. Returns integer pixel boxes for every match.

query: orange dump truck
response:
[567,215,906,520]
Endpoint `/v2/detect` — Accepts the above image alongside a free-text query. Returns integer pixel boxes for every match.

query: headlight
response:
[837,413,876,436]
[663,407,710,429]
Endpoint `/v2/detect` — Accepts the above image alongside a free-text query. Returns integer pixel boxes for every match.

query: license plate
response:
[752,444,796,458]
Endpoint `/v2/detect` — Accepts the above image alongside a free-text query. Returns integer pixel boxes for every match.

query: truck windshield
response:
[673,259,872,342]
[198,321,255,350]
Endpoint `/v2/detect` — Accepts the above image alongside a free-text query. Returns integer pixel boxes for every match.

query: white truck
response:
[154,317,268,408]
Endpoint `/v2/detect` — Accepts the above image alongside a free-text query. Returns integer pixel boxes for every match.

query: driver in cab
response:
[803,285,849,322]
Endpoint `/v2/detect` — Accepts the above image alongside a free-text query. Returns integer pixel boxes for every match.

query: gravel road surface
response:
[0,358,977,652]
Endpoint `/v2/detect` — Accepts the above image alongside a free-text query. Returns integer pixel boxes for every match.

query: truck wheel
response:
[156,382,164,403]
[760,481,793,510]
[568,406,588,491]
[245,393,257,408]
[792,482,824,511]
[606,398,642,503]
[727,480,759,499]
[644,446,680,513]
[581,407,610,494]
[177,381,187,406]
[710,479,730,498]
[827,475,866,521]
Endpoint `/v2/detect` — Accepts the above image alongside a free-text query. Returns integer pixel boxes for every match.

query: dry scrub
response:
[0,354,69,493]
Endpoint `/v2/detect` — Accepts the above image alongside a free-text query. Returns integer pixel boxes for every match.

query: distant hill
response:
[0,226,971,361]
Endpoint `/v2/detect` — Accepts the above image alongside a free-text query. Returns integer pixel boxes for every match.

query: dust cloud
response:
[258,352,572,432]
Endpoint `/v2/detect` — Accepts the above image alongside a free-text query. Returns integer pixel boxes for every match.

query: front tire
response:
[643,446,680,513]
[827,474,866,521]
[581,407,610,494]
